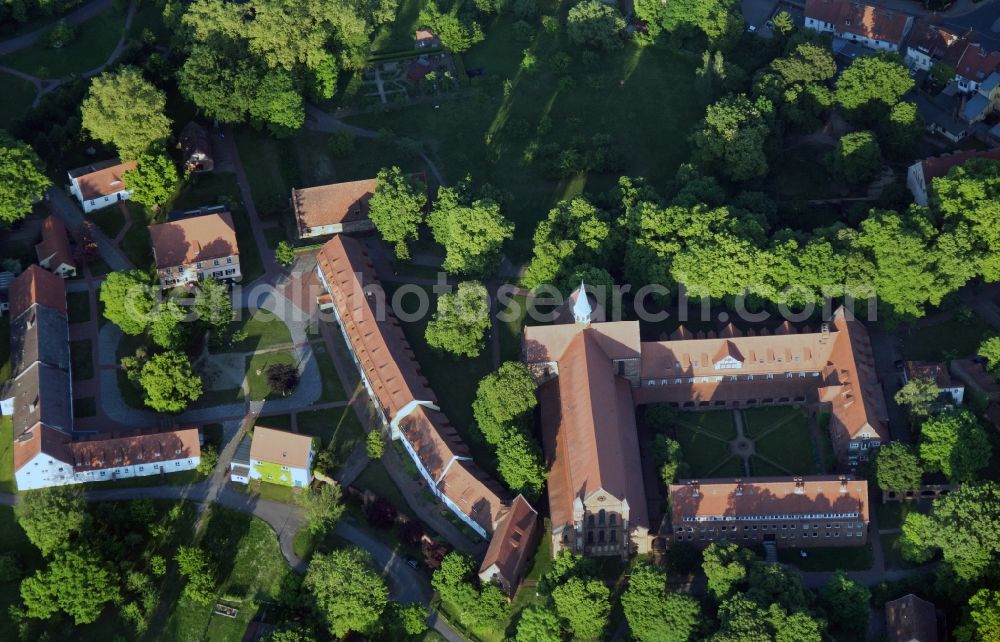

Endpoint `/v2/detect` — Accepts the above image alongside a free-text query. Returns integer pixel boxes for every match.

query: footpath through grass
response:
[0,6,127,78]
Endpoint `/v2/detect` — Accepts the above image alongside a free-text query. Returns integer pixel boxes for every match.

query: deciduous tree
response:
[124,153,179,209]
[138,350,204,412]
[702,542,754,599]
[980,336,1000,378]
[175,545,216,604]
[304,548,389,637]
[956,589,1000,642]
[472,361,537,444]
[369,166,427,260]
[266,363,300,395]
[894,376,940,417]
[149,298,187,349]
[621,562,700,642]
[15,487,89,556]
[875,442,923,492]
[80,67,172,158]
[834,55,913,122]
[418,1,484,52]
[515,605,562,642]
[567,0,625,51]
[0,131,50,225]
[522,197,613,290]
[20,548,119,624]
[495,430,547,497]
[551,576,611,640]
[100,270,155,335]
[691,94,774,181]
[425,281,492,357]
[194,277,234,340]
[819,570,870,637]
[366,430,385,459]
[919,409,991,483]
[428,183,514,277]
[833,131,881,184]
[300,483,344,536]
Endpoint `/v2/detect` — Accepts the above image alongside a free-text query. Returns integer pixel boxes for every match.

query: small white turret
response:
[573,281,592,324]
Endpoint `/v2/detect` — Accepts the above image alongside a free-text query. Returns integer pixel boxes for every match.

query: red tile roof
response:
[250,426,314,469]
[919,147,1000,182]
[149,212,238,269]
[69,427,201,471]
[35,216,76,271]
[480,495,538,586]
[9,265,67,319]
[292,179,377,236]
[956,43,1000,83]
[886,594,938,642]
[805,0,911,45]
[907,17,969,67]
[72,160,137,201]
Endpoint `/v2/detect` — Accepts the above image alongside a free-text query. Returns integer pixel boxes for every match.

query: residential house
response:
[248,426,315,487]
[478,495,540,595]
[961,71,1000,123]
[804,0,913,52]
[903,361,964,405]
[950,357,1000,403]
[292,179,378,239]
[885,594,939,642]
[955,42,1000,94]
[1,266,199,490]
[68,159,136,213]
[914,86,971,143]
[906,147,1000,206]
[229,432,253,484]
[179,122,214,173]
[35,215,77,278]
[316,235,537,588]
[668,476,870,548]
[149,211,240,289]
[904,17,969,71]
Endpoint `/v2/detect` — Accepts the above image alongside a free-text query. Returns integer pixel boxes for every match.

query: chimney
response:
[690,480,700,497]
[839,475,849,494]
[794,476,805,495]
[735,479,744,496]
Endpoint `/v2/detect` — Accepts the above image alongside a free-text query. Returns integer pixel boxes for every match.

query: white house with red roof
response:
[906,148,1000,205]
[67,159,136,213]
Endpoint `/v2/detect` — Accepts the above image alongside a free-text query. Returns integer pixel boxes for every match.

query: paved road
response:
[47,187,133,270]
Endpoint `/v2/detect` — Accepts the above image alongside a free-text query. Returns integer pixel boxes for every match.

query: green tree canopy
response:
[551,576,611,640]
[834,55,914,121]
[894,376,941,417]
[123,153,179,209]
[692,94,774,181]
[882,101,923,158]
[875,442,923,492]
[0,131,50,225]
[300,483,344,536]
[138,350,204,412]
[149,298,188,349]
[918,409,992,483]
[833,131,881,184]
[566,0,625,51]
[495,430,547,498]
[522,197,614,290]
[369,166,427,260]
[193,277,234,339]
[930,159,1000,281]
[428,181,514,277]
[175,545,216,604]
[634,0,742,48]
[900,483,1000,581]
[418,1,484,52]
[515,605,562,642]
[20,548,119,624]
[980,336,1000,378]
[425,281,492,357]
[304,548,389,638]
[366,430,385,459]
[100,270,155,335]
[472,361,537,444]
[819,570,870,637]
[15,487,89,556]
[956,589,1000,642]
[431,552,509,628]
[80,67,172,158]
[702,542,754,599]
[621,562,700,642]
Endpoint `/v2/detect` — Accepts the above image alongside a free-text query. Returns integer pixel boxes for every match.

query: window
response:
[227,257,233,264]
[609,514,617,527]
[196,262,202,269]
[599,509,606,526]
[213,259,220,266]
[588,515,595,528]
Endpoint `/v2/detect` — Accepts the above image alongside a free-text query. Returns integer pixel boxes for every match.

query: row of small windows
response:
[681,522,865,532]
[673,355,806,369]
[586,511,617,528]
[164,257,234,274]
[585,530,618,545]
[683,512,860,523]
[677,530,862,541]
[645,371,820,386]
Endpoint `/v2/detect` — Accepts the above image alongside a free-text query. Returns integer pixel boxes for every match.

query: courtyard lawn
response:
[90,204,127,239]
[154,506,292,642]
[70,339,94,380]
[499,292,529,363]
[750,411,817,475]
[245,350,297,401]
[0,416,14,493]
[673,423,734,478]
[67,290,91,324]
[777,544,875,572]
[742,406,804,439]
[226,313,293,352]
[346,18,707,260]
[749,456,791,476]
[353,459,418,521]
[297,406,365,469]
[0,73,35,130]
[119,203,154,270]
[709,456,747,478]
[0,6,127,78]
[313,342,348,402]
[902,314,993,361]
[256,413,292,431]
[675,411,737,441]
[171,172,265,283]
[73,396,97,418]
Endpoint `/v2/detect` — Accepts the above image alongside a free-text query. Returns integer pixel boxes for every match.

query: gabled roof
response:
[70,428,201,471]
[35,216,76,271]
[149,211,238,269]
[9,362,72,438]
[68,159,137,201]
[669,476,870,523]
[396,404,469,482]
[956,42,1000,83]
[918,147,1000,182]
[523,320,640,365]
[10,303,70,377]
[13,424,73,472]
[292,179,377,236]
[480,495,538,582]
[250,426,314,470]
[437,458,510,534]
[805,0,911,45]
[713,340,743,364]
[885,594,938,642]
[907,17,968,67]
[9,265,67,320]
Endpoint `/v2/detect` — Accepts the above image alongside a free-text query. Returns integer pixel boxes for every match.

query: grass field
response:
[777,544,874,572]
[312,342,347,402]
[673,425,734,478]
[67,290,91,324]
[353,460,418,520]
[346,15,707,259]
[742,406,802,438]
[120,203,154,269]
[153,506,291,642]
[245,350,297,401]
[676,411,736,440]
[225,313,293,352]
[69,339,94,380]
[90,202,127,239]
[297,406,365,469]
[0,417,14,493]
[0,6,127,78]
[903,314,993,361]
[0,73,36,130]
[749,409,817,475]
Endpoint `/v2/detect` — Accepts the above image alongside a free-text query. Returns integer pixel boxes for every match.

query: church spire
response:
[573,281,592,324]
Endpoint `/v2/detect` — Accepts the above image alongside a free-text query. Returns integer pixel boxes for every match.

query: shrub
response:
[513,20,534,41]
[45,20,77,49]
